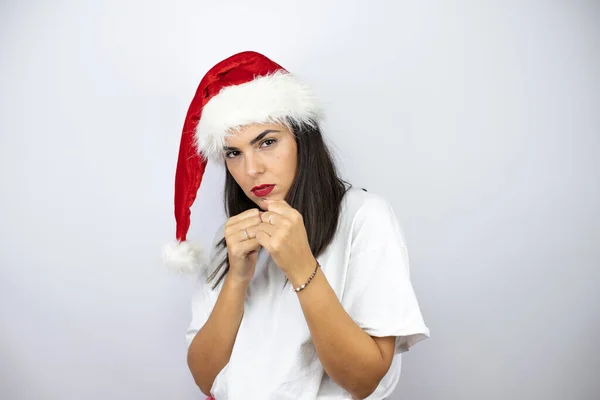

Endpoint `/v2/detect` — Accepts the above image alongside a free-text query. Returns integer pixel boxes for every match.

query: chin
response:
[255,196,277,211]
[248,191,286,209]
[249,196,267,210]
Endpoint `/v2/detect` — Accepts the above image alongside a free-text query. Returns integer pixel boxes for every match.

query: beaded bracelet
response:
[293,260,321,292]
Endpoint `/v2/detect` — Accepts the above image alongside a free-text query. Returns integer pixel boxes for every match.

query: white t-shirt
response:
[186,187,430,399]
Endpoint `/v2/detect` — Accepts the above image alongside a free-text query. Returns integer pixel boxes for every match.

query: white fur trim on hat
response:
[194,70,324,160]
[163,240,207,275]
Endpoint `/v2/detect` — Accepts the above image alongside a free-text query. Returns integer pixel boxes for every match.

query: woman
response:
[165,51,429,399]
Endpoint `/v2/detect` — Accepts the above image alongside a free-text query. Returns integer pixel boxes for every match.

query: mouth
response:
[251,184,275,197]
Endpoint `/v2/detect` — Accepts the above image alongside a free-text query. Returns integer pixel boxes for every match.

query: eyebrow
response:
[223,129,280,151]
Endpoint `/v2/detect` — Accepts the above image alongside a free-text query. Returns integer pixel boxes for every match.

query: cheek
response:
[288,153,298,174]
[281,147,298,179]
[227,164,247,187]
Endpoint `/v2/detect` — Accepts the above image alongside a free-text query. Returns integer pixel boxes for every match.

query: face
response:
[223,123,298,210]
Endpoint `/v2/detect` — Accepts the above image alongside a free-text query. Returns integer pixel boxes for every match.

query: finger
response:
[255,230,272,252]
[260,211,290,227]
[260,211,274,225]
[229,220,268,243]
[237,238,261,256]
[265,200,296,218]
[232,228,251,242]
[231,215,263,230]
[256,222,276,237]
[243,224,263,239]
[227,208,261,226]
[225,216,263,240]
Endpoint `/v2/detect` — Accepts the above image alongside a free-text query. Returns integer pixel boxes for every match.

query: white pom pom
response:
[163,240,207,275]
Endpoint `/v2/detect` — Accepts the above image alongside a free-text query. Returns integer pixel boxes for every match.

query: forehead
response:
[224,122,290,146]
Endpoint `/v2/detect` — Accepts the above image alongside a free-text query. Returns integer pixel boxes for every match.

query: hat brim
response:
[194,70,324,161]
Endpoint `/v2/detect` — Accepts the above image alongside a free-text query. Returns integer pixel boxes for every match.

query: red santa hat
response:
[164,51,324,274]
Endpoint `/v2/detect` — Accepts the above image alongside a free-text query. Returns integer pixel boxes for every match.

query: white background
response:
[1,1,599,399]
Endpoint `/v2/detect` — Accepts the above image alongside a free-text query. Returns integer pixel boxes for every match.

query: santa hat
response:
[164,51,324,274]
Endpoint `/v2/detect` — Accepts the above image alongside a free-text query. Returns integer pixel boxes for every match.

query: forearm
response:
[187,276,248,395]
[289,264,388,399]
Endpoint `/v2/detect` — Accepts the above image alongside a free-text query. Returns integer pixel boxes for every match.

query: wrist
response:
[224,274,251,293]
[288,257,318,289]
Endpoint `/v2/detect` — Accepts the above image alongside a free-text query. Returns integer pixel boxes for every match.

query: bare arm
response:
[187,276,248,395]
[256,201,396,399]
[187,208,262,394]
[288,263,396,400]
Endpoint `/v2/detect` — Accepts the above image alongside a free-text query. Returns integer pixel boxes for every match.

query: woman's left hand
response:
[256,200,316,282]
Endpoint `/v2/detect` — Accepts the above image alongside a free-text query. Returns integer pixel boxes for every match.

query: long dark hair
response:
[207,118,350,289]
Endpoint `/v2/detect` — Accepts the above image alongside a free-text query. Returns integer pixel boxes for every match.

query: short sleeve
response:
[341,194,430,353]
[185,224,227,348]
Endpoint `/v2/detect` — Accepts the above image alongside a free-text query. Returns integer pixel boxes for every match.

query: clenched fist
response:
[224,208,263,285]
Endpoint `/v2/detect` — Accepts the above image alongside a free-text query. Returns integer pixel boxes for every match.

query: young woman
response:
[165,51,429,400]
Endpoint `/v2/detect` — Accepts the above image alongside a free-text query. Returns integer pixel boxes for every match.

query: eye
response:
[225,150,240,159]
[260,138,277,147]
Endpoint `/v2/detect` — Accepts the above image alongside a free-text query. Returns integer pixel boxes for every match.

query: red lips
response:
[251,184,275,197]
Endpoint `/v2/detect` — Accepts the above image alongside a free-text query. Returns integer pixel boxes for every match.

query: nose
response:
[244,152,265,177]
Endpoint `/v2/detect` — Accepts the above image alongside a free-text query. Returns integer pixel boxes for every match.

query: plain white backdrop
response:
[1,1,599,399]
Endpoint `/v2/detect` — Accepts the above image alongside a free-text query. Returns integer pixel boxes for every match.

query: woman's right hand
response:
[224,208,263,285]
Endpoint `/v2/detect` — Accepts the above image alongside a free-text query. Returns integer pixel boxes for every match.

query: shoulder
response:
[341,187,406,250]
[342,187,398,227]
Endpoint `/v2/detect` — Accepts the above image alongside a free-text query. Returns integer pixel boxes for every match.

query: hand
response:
[224,208,263,285]
[255,200,316,283]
